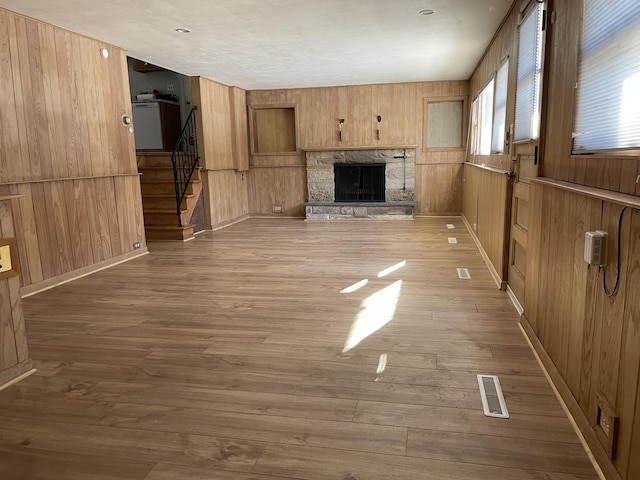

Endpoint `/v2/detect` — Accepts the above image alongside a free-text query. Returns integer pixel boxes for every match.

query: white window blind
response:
[478,79,495,155]
[492,60,509,153]
[573,0,640,153]
[514,3,544,142]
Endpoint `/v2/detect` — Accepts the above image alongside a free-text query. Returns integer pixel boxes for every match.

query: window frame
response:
[492,58,510,154]
[470,78,496,156]
[423,96,468,152]
[513,0,546,144]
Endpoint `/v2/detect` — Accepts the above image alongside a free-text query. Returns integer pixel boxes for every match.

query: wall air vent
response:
[477,374,509,419]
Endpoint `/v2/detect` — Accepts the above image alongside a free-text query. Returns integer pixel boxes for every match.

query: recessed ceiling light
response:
[419,9,435,16]
[175,28,191,33]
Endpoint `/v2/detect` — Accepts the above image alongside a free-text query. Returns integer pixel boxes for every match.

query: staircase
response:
[138,152,203,241]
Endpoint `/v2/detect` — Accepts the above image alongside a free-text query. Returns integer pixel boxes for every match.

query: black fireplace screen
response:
[334,163,385,202]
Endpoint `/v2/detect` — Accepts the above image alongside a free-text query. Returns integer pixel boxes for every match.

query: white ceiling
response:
[0,0,513,90]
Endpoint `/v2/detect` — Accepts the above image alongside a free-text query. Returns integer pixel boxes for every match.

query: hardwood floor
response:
[0,218,597,479]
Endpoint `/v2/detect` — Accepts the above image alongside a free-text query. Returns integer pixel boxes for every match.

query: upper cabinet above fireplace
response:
[246,81,469,165]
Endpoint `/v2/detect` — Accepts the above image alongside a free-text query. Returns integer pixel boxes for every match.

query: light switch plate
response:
[0,244,11,273]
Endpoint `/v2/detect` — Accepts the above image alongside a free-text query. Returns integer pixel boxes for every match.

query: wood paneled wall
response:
[0,177,145,290]
[191,77,235,171]
[524,182,640,480]
[0,8,145,291]
[202,170,249,229]
[246,81,468,216]
[191,77,250,227]
[462,163,510,286]
[467,2,518,172]
[229,87,250,172]
[248,166,307,218]
[463,1,640,478]
[0,198,31,386]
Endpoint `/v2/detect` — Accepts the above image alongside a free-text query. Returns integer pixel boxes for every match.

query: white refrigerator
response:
[132,102,163,150]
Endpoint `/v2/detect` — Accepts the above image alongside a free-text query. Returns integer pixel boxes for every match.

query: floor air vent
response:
[457,268,471,279]
[477,374,509,419]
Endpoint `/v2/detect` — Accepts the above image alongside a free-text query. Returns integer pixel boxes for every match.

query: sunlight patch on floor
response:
[343,280,402,352]
[340,279,369,294]
[375,353,389,382]
[377,261,406,278]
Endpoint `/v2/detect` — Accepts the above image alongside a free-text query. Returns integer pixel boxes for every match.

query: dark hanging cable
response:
[600,206,629,297]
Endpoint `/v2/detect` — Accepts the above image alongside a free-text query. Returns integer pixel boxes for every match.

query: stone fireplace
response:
[305,148,416,219]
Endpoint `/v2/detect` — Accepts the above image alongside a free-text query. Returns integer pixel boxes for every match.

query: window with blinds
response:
[514,2,544,142]
[573,0,640,153]
[492,60,509,153]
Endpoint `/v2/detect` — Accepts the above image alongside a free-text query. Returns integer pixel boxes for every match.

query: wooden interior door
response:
[508,143,538,307]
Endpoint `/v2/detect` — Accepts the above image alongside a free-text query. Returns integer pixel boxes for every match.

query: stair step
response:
[145,224,195,241]
[142,208,189,226]
[141,182,197,196]
[139,166,202,182]
[137,153,197,168]
[142,194,195,210]
[143,209,188,214]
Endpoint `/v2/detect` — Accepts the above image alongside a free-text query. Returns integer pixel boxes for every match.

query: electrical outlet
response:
[166,84,174,92]
[596,393,620,459]
[272,205,283,214]
[133,242,141,250]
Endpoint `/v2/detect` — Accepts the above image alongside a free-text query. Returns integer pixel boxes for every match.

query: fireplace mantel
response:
[303,145,418,152]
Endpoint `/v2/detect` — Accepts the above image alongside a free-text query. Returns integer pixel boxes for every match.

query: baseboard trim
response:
[21,248,149,298]
[519,317,619,480]
[414,213,463,218]
[0,360,35,392]
[461,214,505,290]
[207,214,251,232]
[249,215,304,219]
[506,285,524,315]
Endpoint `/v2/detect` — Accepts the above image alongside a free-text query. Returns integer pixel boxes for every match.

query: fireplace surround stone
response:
[306,148,415,203]
[304,148,416,219]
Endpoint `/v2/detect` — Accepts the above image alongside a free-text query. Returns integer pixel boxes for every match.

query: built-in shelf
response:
[250,106,297,155]
[531,177,640,209]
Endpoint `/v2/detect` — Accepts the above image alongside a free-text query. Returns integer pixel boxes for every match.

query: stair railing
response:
[171,106,200,227]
